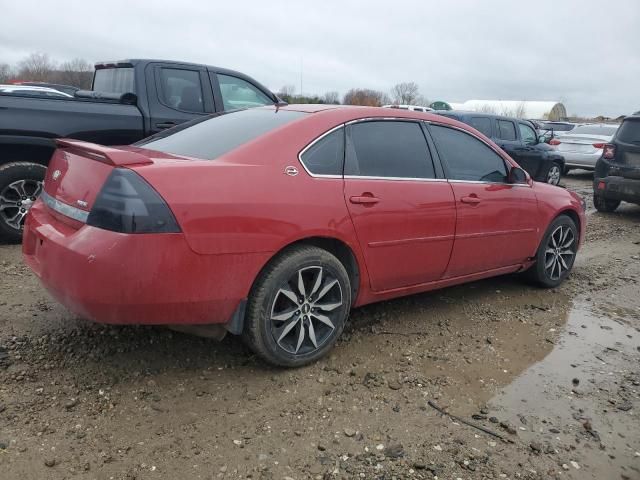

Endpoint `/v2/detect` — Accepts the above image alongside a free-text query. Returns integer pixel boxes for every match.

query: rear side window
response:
[469,117,492,137]
[138,108,305,160]
[497,120,517,141]
[217,74,273,111]
[616,119,640,143]
[159,68,204,113]
[300,128,344,176]
[430,125,508,183]
[345,121,435,179]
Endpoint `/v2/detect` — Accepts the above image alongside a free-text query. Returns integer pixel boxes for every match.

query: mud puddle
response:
[489,301,640,479]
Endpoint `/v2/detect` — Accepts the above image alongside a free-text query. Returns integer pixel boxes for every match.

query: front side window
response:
[519,123,538,145]
[497,120,517,141]
[345,121,435,179]
[138,108,305,160]
[300,128,344,176]
[217,74,273,111]
[430,124,508,183]
[159,68,204,112]
[469,117,492,137]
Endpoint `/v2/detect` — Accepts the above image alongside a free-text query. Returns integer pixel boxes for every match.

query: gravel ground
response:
[0,171,639,480]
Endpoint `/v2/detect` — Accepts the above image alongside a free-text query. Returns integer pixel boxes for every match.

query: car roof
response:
[434,110,534,124]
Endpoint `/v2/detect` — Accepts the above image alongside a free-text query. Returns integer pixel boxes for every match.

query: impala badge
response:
[77,200,88,208]
[52,170,61,180]
[284,166,299,176]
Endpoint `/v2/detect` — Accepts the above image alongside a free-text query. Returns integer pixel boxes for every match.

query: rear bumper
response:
[22,201,270,326]
[594,176,640,204]
[562,152,600,169]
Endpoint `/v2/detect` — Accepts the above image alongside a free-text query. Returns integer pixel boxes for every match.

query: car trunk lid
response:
[43,140,153,222]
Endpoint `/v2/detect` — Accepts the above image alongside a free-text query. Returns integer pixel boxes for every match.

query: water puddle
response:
[489,301,640,478]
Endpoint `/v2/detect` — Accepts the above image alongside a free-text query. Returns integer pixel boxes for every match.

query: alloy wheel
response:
[544,225,575,280]
[547,165,561,185]
[0,179,43,231]
[269,266,343,355]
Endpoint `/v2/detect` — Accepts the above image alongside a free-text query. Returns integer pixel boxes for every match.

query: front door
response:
[428,123,539,277]
[343,120,456,292]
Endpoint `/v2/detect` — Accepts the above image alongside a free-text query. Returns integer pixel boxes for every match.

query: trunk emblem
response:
[284,166,299,176]
[77,200,88,208]
[52,170,61,180]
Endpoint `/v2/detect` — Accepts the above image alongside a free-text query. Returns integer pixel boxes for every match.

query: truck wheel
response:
[544,162,562,186]
[0,162,46,243]
[593,194,620,213]
[242,245,351,367]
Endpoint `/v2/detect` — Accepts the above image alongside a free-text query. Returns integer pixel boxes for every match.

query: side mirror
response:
[508,166,528,184]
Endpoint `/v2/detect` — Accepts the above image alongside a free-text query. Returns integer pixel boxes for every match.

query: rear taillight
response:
[603,144,616,160]
[592,143,605,149]
[549,138,561,146]
[86,169,180,234]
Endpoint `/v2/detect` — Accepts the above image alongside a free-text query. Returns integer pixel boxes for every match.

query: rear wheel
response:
[593,194,620,213]
[0,162,46,243]
[544,162,562,186]
[243,245,351,367]
[525,215,578,288]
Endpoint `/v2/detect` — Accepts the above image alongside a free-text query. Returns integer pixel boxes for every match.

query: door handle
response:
[460,195,481,205]
[349,195,380,205]
[156,122,176,129]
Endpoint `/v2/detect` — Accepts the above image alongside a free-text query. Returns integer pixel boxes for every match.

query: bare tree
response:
[56,58,93,88]
[277,84,296,102]
[322,91,340,104]
[343,88,389,107]
[0,63,13,83]
[17,52,56,81]
[390,82,421,105]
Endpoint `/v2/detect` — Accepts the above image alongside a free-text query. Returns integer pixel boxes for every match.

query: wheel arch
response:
[556,208,581,239]
[0,138,55,168]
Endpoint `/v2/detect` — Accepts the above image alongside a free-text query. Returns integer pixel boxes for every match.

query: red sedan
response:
[23,105,586,366]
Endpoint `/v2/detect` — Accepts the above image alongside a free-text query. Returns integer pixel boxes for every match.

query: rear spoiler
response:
[55,139,152,166]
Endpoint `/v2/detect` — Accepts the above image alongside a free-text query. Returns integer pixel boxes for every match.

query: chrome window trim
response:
[41,191,89,223]
[297,124,345,179]
[344,175,446,182]
[448,179,531,187]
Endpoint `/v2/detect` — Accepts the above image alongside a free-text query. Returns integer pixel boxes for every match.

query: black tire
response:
[543,162,562,186]
[593,194,620,213]
[0,162,47,243]
[243,245,351,367]
[525,215,578,288]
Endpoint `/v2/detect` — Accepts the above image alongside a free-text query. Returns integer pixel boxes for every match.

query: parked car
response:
[23,105,586,367]
[0,84,74,98]
[550,124,619,172]
[434,111,566,185]
[0,59,280,242]
[383,104,433,112]
[593,113,640,212]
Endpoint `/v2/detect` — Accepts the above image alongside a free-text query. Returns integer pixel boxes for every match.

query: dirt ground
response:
[1,171,639,480]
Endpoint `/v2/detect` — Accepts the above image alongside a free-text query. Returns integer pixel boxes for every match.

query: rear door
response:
[343,120,456,291]
[515,122,547,177]
[427,123,539,277]
[145,63,215,134]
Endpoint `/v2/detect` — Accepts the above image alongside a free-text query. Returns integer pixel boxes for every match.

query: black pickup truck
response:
[0,59,279,241]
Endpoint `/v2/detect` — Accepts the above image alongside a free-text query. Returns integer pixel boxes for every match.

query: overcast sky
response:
[1,0,638,117]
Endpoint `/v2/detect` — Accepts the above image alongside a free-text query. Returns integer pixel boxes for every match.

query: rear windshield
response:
[93,67,135,94]
[541,123,575,132]
[138,108,306,160]
[616,118,640,143]
[570,125,618,136]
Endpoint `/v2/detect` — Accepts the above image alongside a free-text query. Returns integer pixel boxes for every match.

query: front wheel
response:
[525,215,578,288]
[0,162,46,243]
[544,162,562,186]
[243,245,352,367]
